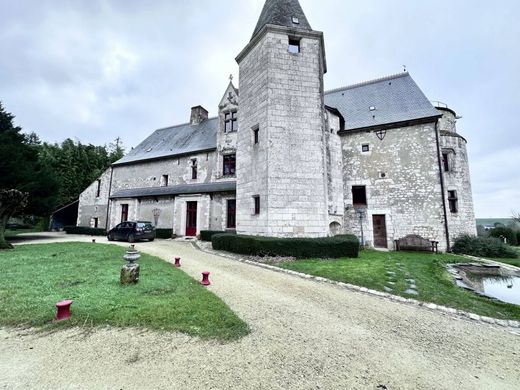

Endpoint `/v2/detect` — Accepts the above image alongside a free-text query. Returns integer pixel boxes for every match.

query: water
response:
[465,273,520,306]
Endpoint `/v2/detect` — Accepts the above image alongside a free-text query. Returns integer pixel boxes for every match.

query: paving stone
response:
[404,289,418,295]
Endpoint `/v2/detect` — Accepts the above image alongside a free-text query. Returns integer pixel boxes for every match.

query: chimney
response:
[190,106,209,125]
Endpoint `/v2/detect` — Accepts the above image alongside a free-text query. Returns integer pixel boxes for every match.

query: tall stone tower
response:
[235,0,329,237]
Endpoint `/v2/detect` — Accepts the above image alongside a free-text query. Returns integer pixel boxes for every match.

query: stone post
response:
[120,245,140,284]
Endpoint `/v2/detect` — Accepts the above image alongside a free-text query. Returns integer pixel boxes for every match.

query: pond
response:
[449,264,520,306]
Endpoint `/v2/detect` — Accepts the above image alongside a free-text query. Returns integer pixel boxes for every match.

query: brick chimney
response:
[190,106,209,125]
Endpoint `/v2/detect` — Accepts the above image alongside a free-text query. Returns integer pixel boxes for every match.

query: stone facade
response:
[76,0,476,251]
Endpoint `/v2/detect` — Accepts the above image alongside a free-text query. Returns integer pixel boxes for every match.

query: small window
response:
[448,190,458,213]
[96,180,101,197]
[92,218,99,228]
[442,153,450,172]
[362,144,370,153]
[224,111,238,132]
[223,154,236,176]
[253,196,260,215]
[253,126,259,144]
[352,186,367,206]
[191,159,197,180]
[288,38,300,54]
[227,199,236,229]
[162,175,169,187]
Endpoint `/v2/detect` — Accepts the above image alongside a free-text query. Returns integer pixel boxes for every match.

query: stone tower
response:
[235,0,329,237]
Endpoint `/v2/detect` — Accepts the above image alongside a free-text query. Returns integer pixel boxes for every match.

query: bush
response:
[155,229,173,239]
[211,234,359,259]
[200,230,227,242]
[489,227,518,246]
[452,235,518,259]
[517,232,520,246]
[64,226,106,236]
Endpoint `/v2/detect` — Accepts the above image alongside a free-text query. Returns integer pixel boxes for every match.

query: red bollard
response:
[174,257,181,267]
[55,300,73,321]
[201,272,211,286]
[92,239,96,243]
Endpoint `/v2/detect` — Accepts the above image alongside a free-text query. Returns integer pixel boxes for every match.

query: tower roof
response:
[251,0,313,40]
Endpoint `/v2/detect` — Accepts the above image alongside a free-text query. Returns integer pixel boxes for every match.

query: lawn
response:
[276,250,520,320]
[4,227,43,238]
[487,247,520,267]
[0,242,249,340]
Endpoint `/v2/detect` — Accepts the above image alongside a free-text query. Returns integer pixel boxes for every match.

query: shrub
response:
[452,235,518,259]
[200,230,227,242]
[489,227,518,246]
[64,226,106,236]
[211,234,359,259]
[155,229,173,239]
[517,232,520,247]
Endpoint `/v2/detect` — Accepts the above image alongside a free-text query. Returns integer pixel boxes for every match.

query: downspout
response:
[434,120,450,251]
[105,166,114,231]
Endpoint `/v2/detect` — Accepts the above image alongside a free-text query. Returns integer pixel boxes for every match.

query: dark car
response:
[107,221,156,243]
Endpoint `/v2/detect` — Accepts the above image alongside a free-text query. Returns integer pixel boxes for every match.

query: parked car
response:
[107,221,156,243]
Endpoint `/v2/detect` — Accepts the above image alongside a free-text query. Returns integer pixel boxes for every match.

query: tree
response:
[0,190,28,249]
[513,211,520,224]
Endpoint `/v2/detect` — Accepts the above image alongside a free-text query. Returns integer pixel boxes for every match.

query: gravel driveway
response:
[1,233,519,389]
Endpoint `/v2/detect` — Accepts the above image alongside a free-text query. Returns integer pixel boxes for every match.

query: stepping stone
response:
[406,278,416,283]
[404,289,418,295]
[386,271,396,276]
[387,281,396,286]
[409,284,417,290]
[384,286,393,292]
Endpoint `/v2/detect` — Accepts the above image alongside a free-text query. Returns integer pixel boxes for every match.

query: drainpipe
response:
[105,167,114,231]
[434,120,450,251]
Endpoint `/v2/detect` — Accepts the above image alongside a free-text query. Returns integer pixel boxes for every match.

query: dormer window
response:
[224,111,238,133]
[288,37,300,54]
[191,159,198,180]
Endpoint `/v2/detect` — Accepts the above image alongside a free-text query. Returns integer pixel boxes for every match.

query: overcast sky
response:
[1,0,519,218]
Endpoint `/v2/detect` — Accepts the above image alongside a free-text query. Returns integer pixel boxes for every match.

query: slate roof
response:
[113,117,219,166]
[111,181,236,199]
[251,0,312,40]
[324,73,440,131]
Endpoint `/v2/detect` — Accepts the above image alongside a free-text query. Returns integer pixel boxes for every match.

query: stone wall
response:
[341,122,448,250]
[237,28,329,237]
[325,111,345,234]
[77,168,112,228]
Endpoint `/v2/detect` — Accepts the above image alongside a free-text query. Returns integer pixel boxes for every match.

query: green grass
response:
[0,243,249,340]
[488,247,520,267]
[5,227,43,238]
[277,250,520,320]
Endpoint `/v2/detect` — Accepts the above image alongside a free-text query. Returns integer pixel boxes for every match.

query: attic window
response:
[224,111,238,132]
[288,37,300,54]
[292,17,299,24]
[369,106,376,111]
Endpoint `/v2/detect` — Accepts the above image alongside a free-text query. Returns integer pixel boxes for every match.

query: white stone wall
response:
[325,111,345,234]
[237,29,329,237]
[77,168,112,228]
[208,192,236,231]
[341,123,448,250]
[172,195,210,236]
[137,197,175,229]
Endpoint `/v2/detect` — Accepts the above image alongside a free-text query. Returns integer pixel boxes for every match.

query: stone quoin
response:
[76,0,476,251]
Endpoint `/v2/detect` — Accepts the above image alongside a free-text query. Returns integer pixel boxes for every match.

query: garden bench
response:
[394,234,438,253]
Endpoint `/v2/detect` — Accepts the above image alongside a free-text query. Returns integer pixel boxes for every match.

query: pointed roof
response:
[251,0,312,40]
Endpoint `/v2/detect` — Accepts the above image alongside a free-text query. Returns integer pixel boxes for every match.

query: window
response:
[121,204,129,222]
[96,180,101,197]
[191,159,197,179]
[223,154,236,176]
[224,111,238,132]
[93,218,99,228]
[442,153,450,172]
[253,127,259,144]
[227,199,236,229]
[362,144,370,153]
[162,174,169,187]
[448,190,458,213]
[253,196,260,215]
[288,37,300,54]
[352,186,367,206]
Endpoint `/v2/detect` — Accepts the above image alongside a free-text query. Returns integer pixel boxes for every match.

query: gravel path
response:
[1,234,519,389]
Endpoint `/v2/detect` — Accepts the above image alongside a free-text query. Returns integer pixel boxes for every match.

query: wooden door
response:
[186,201,197,236]
[372,215,387,248]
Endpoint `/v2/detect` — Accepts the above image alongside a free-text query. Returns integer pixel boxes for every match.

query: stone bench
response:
[394,234,439,253]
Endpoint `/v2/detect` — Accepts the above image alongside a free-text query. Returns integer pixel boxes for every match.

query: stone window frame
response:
[161,174,169,187]
[352,185,367,207]
[362,144,370,153]
[253,195,261,215]
[191,159,198,180]
[223,153,236,177]
[224,110,238,133]
[448,190,458,213]
[441,148,455,173]
[288,36,301,54]
[252,124,259,145]
[96,179,101,197]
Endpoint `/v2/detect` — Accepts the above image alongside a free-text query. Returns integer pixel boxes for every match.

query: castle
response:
[77,0,476,251]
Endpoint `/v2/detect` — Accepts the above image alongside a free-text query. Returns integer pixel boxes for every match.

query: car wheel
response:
[107,233,114,241]
[149,237,155,242]
[128,234,135,243]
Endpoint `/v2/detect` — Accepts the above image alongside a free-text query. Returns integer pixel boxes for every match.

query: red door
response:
[186,201,197,236]
[227,199,236,229]
[121,204,129,222]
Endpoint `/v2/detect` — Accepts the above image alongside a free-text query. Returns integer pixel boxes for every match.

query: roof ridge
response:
[325,72,410,95]
[154,116,219,132]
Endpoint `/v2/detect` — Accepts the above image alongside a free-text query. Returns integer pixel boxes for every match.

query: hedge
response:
[211,234,359,259]
[64,226,106,236]
[489,227,518,246]
[155,229,174,239]
[200,230,229,242]
[452,235,518,259]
